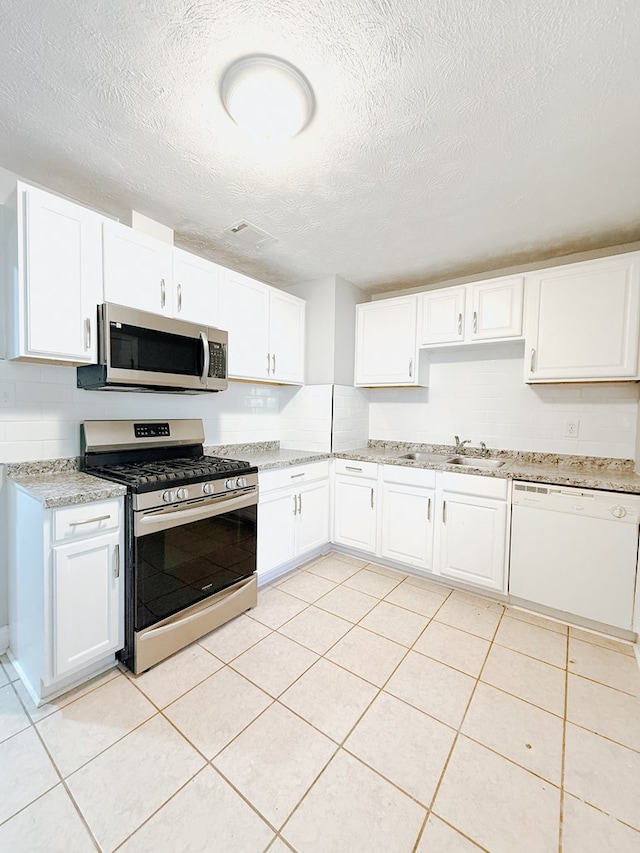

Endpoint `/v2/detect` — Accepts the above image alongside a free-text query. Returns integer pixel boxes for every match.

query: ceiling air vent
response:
[219,220,278,250]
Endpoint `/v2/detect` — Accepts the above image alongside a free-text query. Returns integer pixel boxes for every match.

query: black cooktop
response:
[90,455,254,491]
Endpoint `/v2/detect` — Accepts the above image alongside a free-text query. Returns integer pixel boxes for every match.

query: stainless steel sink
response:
[446,456,505,469]
[398,452,446,463]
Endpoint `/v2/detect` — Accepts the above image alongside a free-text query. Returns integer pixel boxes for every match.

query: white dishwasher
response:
[509,481,640,631]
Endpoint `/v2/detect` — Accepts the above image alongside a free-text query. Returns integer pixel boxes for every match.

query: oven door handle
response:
[135,491,256,536]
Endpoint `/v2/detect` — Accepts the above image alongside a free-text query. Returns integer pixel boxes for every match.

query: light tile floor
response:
[2,551,640,852]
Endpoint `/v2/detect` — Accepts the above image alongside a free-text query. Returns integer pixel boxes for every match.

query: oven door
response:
[133,491,257,632]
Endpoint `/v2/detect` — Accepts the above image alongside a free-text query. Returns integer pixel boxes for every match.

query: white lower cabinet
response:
[437,473,509,592]
[334,461,510,593]
[257,462,330,580]
[332,460,378,554]
[9,489,124,705]
[380,465,435,571]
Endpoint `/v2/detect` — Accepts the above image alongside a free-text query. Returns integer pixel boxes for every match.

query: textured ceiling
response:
[0,0,639,292]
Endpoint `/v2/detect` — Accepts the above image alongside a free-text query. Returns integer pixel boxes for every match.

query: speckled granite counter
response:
[333,442,640,495]
[6,439,640,505]
[6,465,127,509]
[204,442,331,470]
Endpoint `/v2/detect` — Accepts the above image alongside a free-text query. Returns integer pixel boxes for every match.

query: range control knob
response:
[162,490,176,503]
[236,477,247,488]
[611,505,627,519]
[202,482,216,495]
[176,488,188,500]
[225,478,238,490]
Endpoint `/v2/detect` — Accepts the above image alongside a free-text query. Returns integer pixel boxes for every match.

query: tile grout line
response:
[558,625,570,853]
[411,600,508,853]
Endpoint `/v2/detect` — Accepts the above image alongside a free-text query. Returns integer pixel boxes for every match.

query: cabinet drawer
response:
[260,461,330,494]
[333,459,378,479]
[53,499,121,543]
[442,472,508,500]
[382,464,436,488]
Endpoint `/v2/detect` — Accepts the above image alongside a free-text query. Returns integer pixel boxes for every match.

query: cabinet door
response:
[525,254,640,381]
[333,477,377,553]
[419,286,466,345]
[470,276,523,341]
[269,289,305,384]
[172,248,220,326]
[438,493,507,591]
[381,483,435,571]
[51,532,122,679]
[355,297,419,386]
[219,269,271,380]
[257,490,296,576]
[103,220,173,315]
[296,480,330,555]
[20,185,102,362]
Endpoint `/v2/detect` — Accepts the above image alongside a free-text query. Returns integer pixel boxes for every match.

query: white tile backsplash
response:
[280,385,333,452]
[368,342,638,458]
[0,360,281,462]
[332,385,369,451]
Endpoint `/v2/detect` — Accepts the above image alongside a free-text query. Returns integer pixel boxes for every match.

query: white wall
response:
[368,342,638,458]
[333,275,369,386]
[332,385,369,451]
[280,384,333,452]
[0,360,281,462]
[284,276,337,386]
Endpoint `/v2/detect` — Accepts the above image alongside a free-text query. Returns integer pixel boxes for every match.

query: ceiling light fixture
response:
[220,55,315,143]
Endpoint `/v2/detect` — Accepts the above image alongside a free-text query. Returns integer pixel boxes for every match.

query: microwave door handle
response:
[199,331,210,384]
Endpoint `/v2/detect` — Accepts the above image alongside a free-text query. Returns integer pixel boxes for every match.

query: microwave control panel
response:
[209,341,227,378]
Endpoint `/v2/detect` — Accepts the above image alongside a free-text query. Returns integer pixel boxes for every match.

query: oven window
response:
[135,505,257,631]
[110,323,203,376]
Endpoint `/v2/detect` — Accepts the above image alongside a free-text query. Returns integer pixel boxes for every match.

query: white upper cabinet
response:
[7,183,104,363]
[524,252,640,382]
[355,295,425,387]
[470,276,524,341]
[269,288,305,384]
[219,268,305,384]
[419,286,466,345]
[419,276,524,347]
[103,219,173,316]
[172,247,220,326]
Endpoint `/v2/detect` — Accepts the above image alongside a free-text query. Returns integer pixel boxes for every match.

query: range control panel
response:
[134,422,171,439]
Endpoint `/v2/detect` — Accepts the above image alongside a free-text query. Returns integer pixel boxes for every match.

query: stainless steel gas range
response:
[81,419,258,674]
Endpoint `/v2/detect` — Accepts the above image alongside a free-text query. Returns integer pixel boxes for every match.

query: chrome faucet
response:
[453,435,471,454]
[479,441,489,457]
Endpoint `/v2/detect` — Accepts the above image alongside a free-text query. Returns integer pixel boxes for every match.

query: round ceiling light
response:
[220,55,315,143]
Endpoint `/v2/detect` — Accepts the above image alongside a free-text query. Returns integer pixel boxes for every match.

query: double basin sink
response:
[399,452,505,470]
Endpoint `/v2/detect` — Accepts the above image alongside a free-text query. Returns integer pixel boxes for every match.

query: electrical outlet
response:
[564,419,580,438]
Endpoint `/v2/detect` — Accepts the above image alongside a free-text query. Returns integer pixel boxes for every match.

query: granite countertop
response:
[333,442,640,494]
[6,460,127,509]
[6,439,640,506]
[204,442,332,470]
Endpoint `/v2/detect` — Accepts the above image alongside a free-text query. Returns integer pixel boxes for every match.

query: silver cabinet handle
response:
[530,348,536,372]
[84,317,91,350]
[160,278,166,309]
[442,501,447,523]
[298,493,302,514]
[346,466,363,472]
[113,543,120,579]
[199,331,210,384]
[290,472,305,479]
[266,353,271,375]
[370,487,374,509]
[473,311,478,333]
[272,353,276,374]
[177,283,182,312]
[457,313,463,335]
[427,497,431,522]
[409,357,413,378]
[70,515,111,526]
[293,494,298,515]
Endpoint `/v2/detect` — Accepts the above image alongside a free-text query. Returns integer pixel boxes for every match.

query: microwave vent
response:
[220,220,278,250]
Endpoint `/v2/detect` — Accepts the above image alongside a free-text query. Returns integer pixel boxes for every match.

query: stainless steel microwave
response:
[77,303,228,393]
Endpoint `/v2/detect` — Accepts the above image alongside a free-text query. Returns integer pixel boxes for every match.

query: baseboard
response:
[0,625,8,655]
